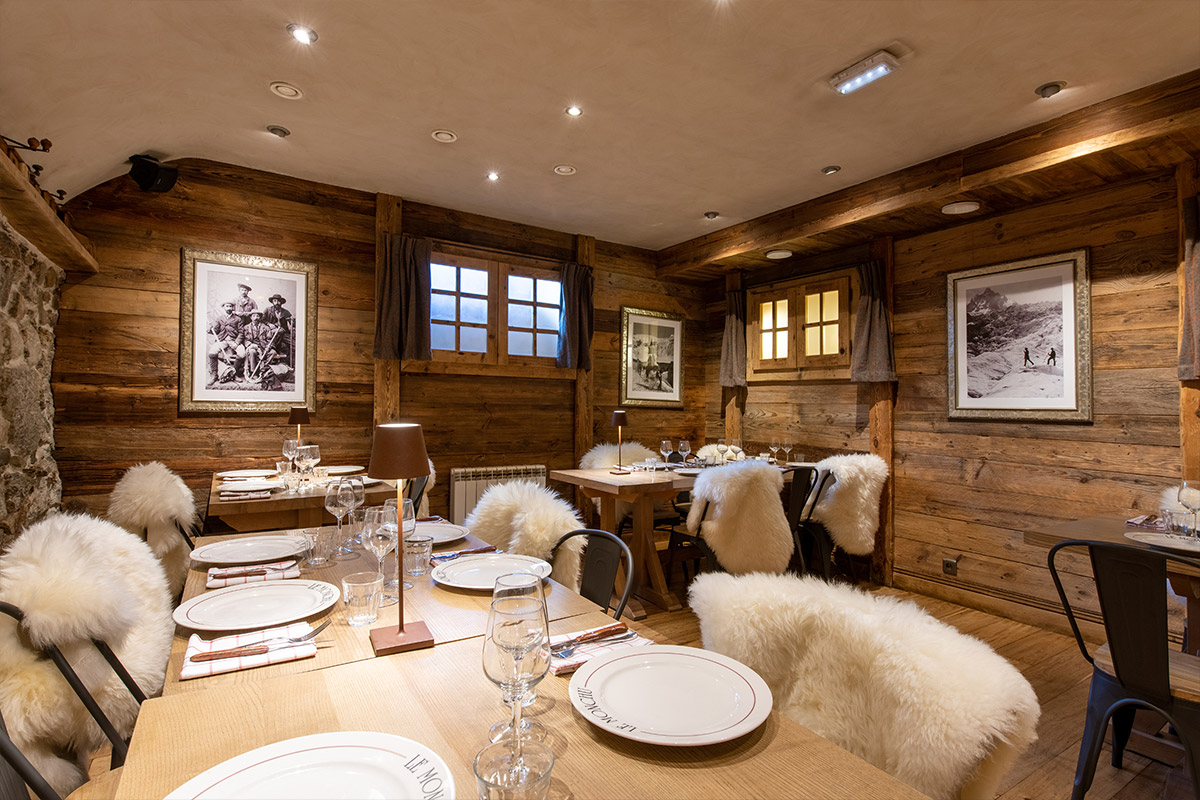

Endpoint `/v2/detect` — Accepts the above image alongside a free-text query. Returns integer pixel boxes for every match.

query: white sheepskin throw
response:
[811,453,888,555]
[0,513,175,797]
[685,461,792,574]
[107,461,196,598]
[689,573,1040,800]
[464,481,585,589]
[1160,485,1188,514]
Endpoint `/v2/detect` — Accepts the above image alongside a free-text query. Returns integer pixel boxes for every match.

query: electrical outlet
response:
[942,558,958,576]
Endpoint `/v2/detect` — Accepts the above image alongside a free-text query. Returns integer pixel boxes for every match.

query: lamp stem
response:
[296,423,302,445]
[396,480,406,633]
[617,425,623,468]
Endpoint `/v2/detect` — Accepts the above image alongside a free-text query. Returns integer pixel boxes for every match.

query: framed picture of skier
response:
[619,307,684,408]
[946,249,1091,422]
[179,248,317,413]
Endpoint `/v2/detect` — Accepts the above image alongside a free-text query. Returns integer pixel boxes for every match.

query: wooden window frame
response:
[748,287,797,373]
[500,263,563,367]
[746,268,857,383]
[429,253,499,365]
[796,276,850,369]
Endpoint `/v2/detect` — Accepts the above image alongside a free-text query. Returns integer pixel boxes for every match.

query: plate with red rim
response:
[324,465,365,475]
[216,469,278,479]
[1124,530,1200,554]
[173,580,339,631]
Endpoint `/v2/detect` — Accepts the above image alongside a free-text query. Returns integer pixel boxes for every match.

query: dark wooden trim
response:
[373,193,402,426]
[1180,161,1200,481]
[867,236,896,587]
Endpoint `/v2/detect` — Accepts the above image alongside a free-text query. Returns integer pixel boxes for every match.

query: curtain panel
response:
[1180,193,1200,381]
[850,260,897,383]
[373,234,432,361]
[719,289,747,387]
[556,261,594,370]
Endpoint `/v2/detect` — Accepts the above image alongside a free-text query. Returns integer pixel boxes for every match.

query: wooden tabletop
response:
[549,467,689,499]
[121,609,930,800]
[167,527,600,694]
[206,473,397,532]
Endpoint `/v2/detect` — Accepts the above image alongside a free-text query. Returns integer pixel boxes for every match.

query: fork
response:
[552,630,638,659]
[189,619,332,662]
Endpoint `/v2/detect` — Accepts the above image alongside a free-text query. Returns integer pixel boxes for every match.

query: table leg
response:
[598,498,647,620]
[629,497,682,613]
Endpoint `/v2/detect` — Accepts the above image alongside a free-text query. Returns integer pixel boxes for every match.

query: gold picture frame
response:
[619,307,684,408]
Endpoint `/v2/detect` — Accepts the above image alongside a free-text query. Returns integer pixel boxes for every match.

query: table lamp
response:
[610,410,629,474]
[288,406,311,444]
[367,422,435,655]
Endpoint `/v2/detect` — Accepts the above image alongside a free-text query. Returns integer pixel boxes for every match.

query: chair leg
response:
[1073,674,1119,800]
[1109,705,1136,769]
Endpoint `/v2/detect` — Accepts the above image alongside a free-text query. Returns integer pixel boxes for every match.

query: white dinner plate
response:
[430,553,551,590]
[190,535,308,565]
[785,461,816,468]
[325,465,365,475]
[216,480,283,492]
[675,468,702,477]
[1124,530,1200,555]
[417,521,469,545]
[173,580,340,631]
[569,645,772,746]
[165,731,454,799]
[216,469,278,478]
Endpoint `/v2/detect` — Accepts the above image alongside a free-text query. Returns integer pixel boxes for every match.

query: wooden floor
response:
[636,580,1192,800]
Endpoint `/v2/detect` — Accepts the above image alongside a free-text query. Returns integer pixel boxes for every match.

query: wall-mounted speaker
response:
[127,154,178,193]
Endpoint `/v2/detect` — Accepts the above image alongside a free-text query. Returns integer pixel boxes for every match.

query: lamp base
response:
[609,467,630,474]
[369,620,434,655]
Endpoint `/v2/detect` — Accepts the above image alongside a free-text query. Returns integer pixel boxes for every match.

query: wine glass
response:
[362,507,398,606]
[324,480,350,551]
[678,440,691,462]
[716,438,728,462]
[732,439,743,459]
[282,438,299,470]
[781,441,793,463]
[341,477,366,549]
[660,439,673,467]
[482,594,550,754]
[1179,481,1200,536]
[769,438,781,464]
[488,573,548,743]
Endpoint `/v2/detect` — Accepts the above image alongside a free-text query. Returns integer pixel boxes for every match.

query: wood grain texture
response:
[1180,160,1200,481]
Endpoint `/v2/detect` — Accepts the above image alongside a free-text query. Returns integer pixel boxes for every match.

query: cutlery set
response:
[431,545,497,562]
[190,620,332,662]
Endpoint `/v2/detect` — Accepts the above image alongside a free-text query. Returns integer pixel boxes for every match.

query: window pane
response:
[536,332,558,358]
[430,292,457,322]
[761,331,773,360]
[805,293,820,324]
[508,302,533,329]
[430,322,456,351]
[805,326,820,356]
[460,326,487,352]
[776,298,788,327]
[760,301,773,331]
[776,330,788,359]
[430,263,457,292]
[461,267,488,296]
[536,305,558,331]
[822,323,839,354]
[536,279,561,306]
[508,330,533,356]
[509,274,534,301]
[461,296,488,324]
[822,290,839,322]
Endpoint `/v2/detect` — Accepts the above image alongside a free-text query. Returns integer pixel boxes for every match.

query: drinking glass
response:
[482,594,550,754]
[282,438,299,469]
[296,444,321,490]
[342,571,384,626]
[474,739,554,800]
[781,441,793,463]
[678,440,691,461]
[325,480,350,551]
[489,573,548,740]
[769,438,781,464]
[732,439,743,459]
[1179,481,1200,536]
[339,476,366,550]
[716,438,728,462]
[660,439,673,464]
[362,506,399,606]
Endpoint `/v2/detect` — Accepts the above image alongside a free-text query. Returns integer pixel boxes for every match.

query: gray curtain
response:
[719,289,747,387]
[556,262,594,369]
[1180,193,1199,381]
[850,260,897,382]
[373,234,432,360]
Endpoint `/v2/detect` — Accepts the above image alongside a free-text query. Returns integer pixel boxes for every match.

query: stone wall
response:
[0,210,64,549]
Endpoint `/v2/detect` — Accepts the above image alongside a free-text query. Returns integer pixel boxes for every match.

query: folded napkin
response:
[180,622,318,681]
[219,490,273,500]
[206,560,300,588]
[549,623,655,676]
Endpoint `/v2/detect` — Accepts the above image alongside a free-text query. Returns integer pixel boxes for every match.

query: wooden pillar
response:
[867,236,897,586]
[574,234,597,520]
[1180,161,1200,481]
[373,193,403,427]
[723,272,745,443]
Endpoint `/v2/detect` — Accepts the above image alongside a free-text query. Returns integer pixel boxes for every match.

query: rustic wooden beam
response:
[866,237,896,587]
[373,193,403,427]
[1179,161,1200,482]
[0,146,98,274]
[658,69,1200,278]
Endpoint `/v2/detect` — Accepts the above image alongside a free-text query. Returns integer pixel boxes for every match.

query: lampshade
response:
[287,406,311,425]
[610,410,627,427]
[368,423,431,480]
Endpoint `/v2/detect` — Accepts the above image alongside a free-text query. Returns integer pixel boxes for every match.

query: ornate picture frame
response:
[179,248,317,413]
[946,249,1091,422]
[620,307,684,408]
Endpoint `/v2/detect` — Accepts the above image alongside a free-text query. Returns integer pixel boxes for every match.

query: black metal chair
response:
[786,466,840,580]
[405,474,430,514]
[1048,539,1200,799]
[665,498,721,584]
[551,528,634,620]
[0,706,57,800]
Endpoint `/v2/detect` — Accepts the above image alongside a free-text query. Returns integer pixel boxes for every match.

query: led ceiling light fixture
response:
[431,129,458,143]
[941,201,981,215]
[829,50,900,95]
[821,165,841,175]
[269,81,303,100]
[703,211,720,220]
[565,106,583,117]
[287,24,317,44]
[486,171,500,181]
[765,250,793,260]
[553,165,577,175]
[1035,81,1067,99]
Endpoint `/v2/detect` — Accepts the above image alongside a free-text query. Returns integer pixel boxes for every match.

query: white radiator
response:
[449,464,546,525]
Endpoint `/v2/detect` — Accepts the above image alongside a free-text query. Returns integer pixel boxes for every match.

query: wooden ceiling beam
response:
[0,146,98,274]
[656,69,1200,280]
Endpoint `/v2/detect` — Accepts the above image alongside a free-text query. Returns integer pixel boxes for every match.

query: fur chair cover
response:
[1161,485,1188,514]
[685,461,793,574]
[0,513,175,797]
[579,442,658,524]
[689,573,1040,800]
[810,453,888,555]
[107,461,196,598]
[464,480,585,589]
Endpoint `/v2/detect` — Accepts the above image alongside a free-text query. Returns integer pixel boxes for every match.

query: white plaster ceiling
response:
[1,0,1198,250]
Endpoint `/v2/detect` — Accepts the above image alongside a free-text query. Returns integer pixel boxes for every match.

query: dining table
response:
[204,471,397,532]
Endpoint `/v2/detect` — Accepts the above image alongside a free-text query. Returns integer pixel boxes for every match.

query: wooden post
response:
[723,272,745,443]
[867,236,896,586]
[1179,161,1200,481]
[574,234,597,520]
[374,194,403,427]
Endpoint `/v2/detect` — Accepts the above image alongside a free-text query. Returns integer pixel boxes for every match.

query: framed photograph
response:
[179,248,317,413]
[946,249,1091,422]
[620,307,684,408]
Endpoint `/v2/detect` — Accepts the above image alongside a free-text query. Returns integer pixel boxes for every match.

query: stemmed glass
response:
[482,588,550,754]
[732,439,743,459]
[660,440,673,467]
[488,574,548,743]
[1179,481,1200,536]
[282,438,299,470]
[362,507,398,606]
[382,499,416,592]
[324,480,351,552]
[296,444,321,490]
[716,438,728,462]
[678,440,691,462]
[769,438,781,464]
[781,441,793,463]
[340,477,366,551]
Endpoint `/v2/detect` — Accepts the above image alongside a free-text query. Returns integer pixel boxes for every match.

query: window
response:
[797,276,849,368]
[505,271,561,359]
[430,259,492,355]
[749,289,795,371]
[747,272,853,380]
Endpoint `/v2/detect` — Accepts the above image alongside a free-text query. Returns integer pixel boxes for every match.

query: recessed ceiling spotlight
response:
[941,201,981,215]
[765,250,793,260]
[486,171,500,182]
[1035,81,1067,99]
[703,211,720,220]
[431,129,458,143]
[269,81,303,100]
[553,164,577,176]
[286,24,317,44]
[266,125,291,138]
[821,165,841,175]
[829,50,901,95]
[565,106,583,117]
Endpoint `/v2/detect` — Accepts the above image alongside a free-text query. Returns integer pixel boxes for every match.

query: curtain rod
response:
[427,236,571,266]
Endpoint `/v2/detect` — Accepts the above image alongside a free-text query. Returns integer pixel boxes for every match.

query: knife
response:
[209,562,295,579]
[550,622,628,653]
[189,641,314,662]
[431,545,497,561]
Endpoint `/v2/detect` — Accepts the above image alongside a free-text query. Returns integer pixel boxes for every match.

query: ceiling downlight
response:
[269,81,303,100]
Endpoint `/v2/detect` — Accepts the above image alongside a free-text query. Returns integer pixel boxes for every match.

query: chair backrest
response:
[405,474,430,512]
[0,705,59,800]
[810,454,887,555]
[1048,539,1189,706]
[667,451,684,463]
[552,529,633,620]
[685,462,793,574]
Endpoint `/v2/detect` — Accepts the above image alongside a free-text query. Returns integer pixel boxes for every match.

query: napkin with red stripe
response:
[549,622,654,676]
[205,560,300,588]
[179,622,318,681]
